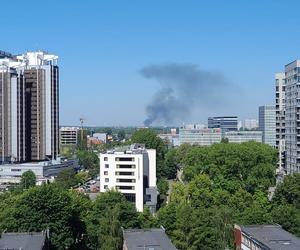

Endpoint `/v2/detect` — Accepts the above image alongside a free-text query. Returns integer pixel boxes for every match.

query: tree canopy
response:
[20,170,36,189]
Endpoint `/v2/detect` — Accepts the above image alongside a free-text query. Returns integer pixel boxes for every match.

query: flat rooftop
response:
[123,228,177,250]
[0,231,47,250]
[242,225,300,250]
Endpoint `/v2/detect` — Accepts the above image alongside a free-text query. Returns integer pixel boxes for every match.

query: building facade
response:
[259,105,276,147]
[243,119,259,130]
[60,127,79,146]
[285,60,300,174]
[179,127,222,146]
[275,72,286,174]
[208,116,238,133]
[99,144,157,212]
[224,131,262,143]
[0,51,59,163]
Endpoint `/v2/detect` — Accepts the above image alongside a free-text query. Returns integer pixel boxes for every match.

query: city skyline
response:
[2,1,300,126]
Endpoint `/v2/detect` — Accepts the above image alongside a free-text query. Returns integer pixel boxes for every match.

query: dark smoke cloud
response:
[140,63,231,126]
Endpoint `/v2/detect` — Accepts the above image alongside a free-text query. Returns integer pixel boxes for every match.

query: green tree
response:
[85,191,140,249]
[20,170,36,189]
[131,128,167,178]
[117,130,126,141]
[77,150,99,177]
[0,184,87,249]
[56,168,79,189]
[164,148,178,179]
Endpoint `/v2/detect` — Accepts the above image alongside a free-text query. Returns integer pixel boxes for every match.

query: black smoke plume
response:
[140,63,230,126]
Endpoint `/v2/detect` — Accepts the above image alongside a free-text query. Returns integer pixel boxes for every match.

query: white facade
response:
[99,144,157,212]
[179,128,222,145]
[243,119,259,130]
[224,131,262,143]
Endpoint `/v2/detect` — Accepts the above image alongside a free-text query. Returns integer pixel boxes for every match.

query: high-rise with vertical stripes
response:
[0,51,59,163]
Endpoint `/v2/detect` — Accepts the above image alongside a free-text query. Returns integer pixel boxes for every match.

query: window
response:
[105,164,109,168]
[116,157,134,162]
[104,185,108,189]
[117,178,136,183]
[104,157,108,161]
[11,169,21,172]
[116,186,135,190]
[104,171,108,175]
[146,194,151,202]
[116,171,134,176]
[105,178,109,182]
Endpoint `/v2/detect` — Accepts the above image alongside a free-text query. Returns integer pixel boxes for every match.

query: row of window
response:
[103,157,135,162]
[103,171,134,176]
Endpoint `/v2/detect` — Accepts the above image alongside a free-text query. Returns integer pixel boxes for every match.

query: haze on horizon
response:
[2,0,300,126]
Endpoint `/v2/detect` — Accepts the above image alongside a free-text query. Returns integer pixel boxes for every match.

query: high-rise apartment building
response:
[275,73,286,173]
[285,60,300,174]
[258,105,276,147]
[0,51,59,163]
[208,116,238,133]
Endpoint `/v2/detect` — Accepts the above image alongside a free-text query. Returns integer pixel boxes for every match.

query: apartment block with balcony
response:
[99,144,157,213]
[275,72,286,174]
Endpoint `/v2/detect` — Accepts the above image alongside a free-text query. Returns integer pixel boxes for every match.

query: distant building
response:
[60,127,79,146]
[243,119,259,130]
[179,128,222,146]
[99,144,157,213]
[0,159,78,184]
[158,133,179,147]
[234,224,300,250]
[208,116,238,133]
[87,133,107,146]
[123,228,177,250]
[259,105,276,147]
[0,230,49,250]
[225,131,262,143]
[275,72,286,175]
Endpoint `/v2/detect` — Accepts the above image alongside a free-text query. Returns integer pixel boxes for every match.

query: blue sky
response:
[2,0,300,126]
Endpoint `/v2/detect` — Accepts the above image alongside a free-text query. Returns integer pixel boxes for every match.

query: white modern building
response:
[179,127,222,145]
[224,131,262,143]
[99,144,157,213]
[60,127,79,146]
[259,105,276,147]
[243,119,259,130]
[275,72,286,174]
[285,60,300,174]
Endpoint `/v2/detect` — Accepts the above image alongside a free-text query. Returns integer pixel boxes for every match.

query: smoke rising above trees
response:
[140,63,231,126]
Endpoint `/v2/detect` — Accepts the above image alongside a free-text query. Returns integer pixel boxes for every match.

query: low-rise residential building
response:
[234,224,300,250]
[179,127,222,146]
[99,144,157,213]
[123,228,177,250]
[225,131,262,143]
[60,127,79,146]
